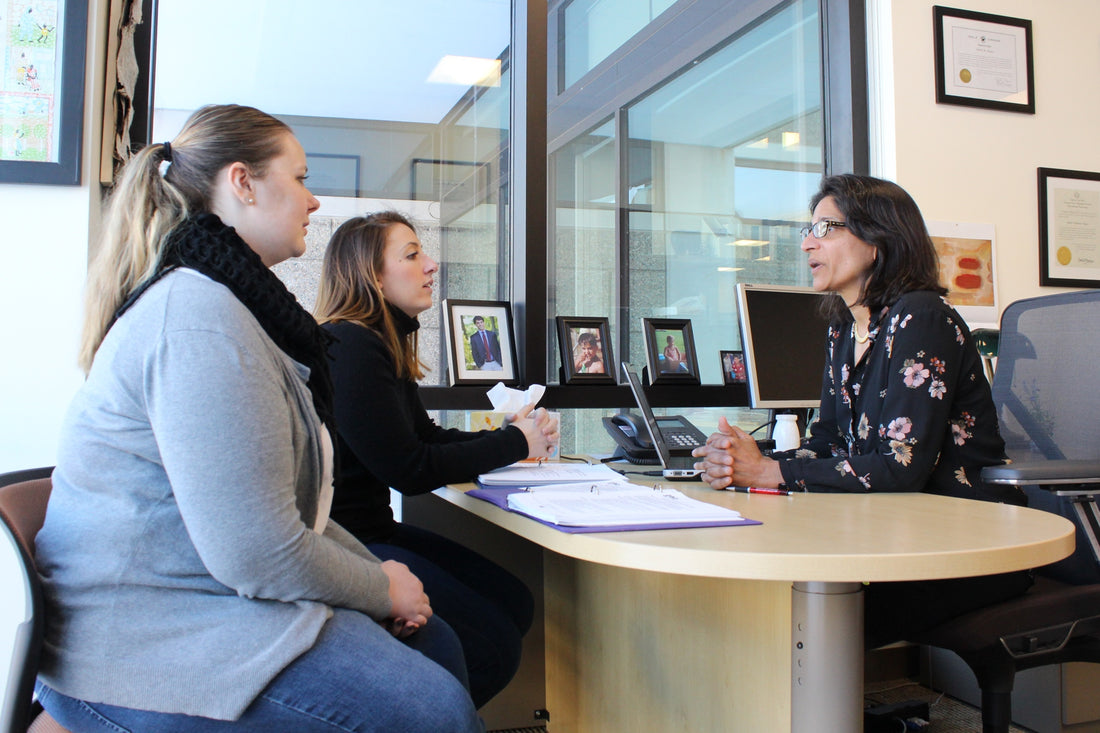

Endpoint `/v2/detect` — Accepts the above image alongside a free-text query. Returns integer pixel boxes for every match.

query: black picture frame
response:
[720,350,747,385]
[933,6,1034,114]
[305,153,361,197]
[643,318,700,385]
[0,0,89,185]
[442,299,519,386]
[556,316,615,385]
[1038,167,1100,288]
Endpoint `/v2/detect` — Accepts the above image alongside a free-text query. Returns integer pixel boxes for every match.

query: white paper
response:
[506,483,742,527]
[478,462,623,486]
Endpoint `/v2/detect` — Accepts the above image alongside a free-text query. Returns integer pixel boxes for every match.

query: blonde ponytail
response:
[77,105,291,373]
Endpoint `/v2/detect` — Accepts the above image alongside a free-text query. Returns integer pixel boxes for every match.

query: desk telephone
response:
[602,413,706,464]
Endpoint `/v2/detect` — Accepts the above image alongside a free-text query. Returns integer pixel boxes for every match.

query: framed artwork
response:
[305,153,360,197]
[556,316,615,385]
[1038,167,1100,288]
[0,0,90,185]
[642,318,700,385]
[720,350,747,385]
[933,6,1034,114]
[927,220,999,328]
[442,299,519,386]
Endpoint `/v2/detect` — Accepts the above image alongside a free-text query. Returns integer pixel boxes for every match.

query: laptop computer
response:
[621,363,706,480]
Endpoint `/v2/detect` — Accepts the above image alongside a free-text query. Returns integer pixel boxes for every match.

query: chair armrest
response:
[982,460,1100,497]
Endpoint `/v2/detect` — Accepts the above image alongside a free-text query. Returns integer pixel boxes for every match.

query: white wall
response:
[871,0,1100,313]
[0,0,107,474]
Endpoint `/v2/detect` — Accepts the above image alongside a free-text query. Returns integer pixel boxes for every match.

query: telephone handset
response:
[602,414,659,464]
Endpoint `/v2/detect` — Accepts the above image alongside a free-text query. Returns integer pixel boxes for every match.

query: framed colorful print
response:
[556,316,615,385]
[720,350,747,385]
[0,0,89,184]
[1038,167,1100,288]
[642,317,700,385]
[927,220,999,328]
[933,6,1034,114]
[442,299,519,386]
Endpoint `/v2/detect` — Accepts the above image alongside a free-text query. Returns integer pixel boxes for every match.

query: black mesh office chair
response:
[912,290,1100,733]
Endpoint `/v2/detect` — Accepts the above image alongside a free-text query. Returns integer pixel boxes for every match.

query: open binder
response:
[468,479,760,534]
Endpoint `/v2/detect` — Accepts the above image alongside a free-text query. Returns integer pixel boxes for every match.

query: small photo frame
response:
[442,299,519,386]
[642,318,700,385]
[720,350,747,385]
[556,316,615,385]
[933,6,1034,114]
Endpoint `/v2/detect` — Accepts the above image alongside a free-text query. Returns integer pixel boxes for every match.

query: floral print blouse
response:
[776,291,1008,499]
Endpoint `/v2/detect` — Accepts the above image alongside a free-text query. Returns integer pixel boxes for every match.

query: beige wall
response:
[0,0,108,473]
[870,0,1100,315]
[2,0,1097,471]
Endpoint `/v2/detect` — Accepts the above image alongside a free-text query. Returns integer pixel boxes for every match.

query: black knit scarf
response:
[113,213,335,431]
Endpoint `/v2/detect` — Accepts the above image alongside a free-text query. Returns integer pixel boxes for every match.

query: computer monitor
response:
[735,283,831,409]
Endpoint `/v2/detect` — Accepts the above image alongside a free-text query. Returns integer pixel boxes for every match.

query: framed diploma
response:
[933,6,1034,114]
[1038,168,1100,288]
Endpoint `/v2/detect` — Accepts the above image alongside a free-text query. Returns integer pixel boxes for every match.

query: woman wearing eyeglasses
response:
[693,174,1031,647]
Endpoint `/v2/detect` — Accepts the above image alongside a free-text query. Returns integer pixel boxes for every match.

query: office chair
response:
[912,290,1100,733]
[0,468,71,733]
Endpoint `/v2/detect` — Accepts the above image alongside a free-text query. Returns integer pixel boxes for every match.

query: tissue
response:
[487,382,546,412]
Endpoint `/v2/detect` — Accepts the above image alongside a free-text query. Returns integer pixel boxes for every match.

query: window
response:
[547,0,864,448]
[149,0,513,388]
[138,0,866,448]
[560,0,678,90]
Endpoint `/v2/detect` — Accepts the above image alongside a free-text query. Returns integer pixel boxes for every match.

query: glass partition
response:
[560,0,678,90]
[150,0,513,388]
[623,0,822,384]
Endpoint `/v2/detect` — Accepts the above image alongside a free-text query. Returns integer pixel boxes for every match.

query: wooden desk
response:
[421,481,1074,732]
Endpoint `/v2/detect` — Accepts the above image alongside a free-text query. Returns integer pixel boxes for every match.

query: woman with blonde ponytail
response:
[36,106,480,732]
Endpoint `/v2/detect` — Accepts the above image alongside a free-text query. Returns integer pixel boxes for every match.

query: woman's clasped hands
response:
[508,403,560,458]
[381,559,431,639]
[692,416,785,490]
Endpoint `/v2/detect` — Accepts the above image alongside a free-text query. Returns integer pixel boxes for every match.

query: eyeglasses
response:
[799,220,848,239]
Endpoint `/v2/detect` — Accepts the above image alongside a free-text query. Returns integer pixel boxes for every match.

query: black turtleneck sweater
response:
[323,307,528,541]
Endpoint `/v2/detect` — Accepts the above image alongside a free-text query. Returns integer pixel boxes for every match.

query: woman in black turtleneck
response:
[315,211,558,708]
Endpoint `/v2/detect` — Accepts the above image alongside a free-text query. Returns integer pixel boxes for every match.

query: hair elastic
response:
[162,142,173,162]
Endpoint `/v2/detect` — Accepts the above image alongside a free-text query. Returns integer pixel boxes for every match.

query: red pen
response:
[732,486,794,496]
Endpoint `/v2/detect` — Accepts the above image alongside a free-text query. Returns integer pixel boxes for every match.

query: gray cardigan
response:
[36,270,392,720]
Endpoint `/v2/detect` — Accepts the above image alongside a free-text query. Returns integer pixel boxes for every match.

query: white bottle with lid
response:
[772,413,801,452]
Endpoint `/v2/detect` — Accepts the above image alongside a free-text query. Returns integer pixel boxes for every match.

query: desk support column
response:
[791,581,864,733]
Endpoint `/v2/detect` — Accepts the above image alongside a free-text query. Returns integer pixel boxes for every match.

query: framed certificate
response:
[933,6,1034,114]
[1038,168,1100,288]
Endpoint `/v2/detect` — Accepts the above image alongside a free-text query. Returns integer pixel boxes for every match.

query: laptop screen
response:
[621,363,674,468]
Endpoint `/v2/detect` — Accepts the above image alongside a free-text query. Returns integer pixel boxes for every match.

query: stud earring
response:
[247,198,255,205]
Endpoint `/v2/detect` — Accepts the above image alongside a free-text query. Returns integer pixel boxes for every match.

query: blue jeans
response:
[37,608,483,732]
[369,523,534,708]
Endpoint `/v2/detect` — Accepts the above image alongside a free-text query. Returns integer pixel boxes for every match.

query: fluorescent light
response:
[782,131,800,148]
[747,137,769,149]
[730,238,769,247]
[717,266,744,272]
[427,55,501,87]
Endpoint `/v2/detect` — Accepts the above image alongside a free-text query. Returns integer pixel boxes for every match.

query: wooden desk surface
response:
[428,475,1075,732]
[434,479,1075,582]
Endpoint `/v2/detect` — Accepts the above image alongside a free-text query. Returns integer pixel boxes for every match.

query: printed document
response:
[505,481,742,527]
